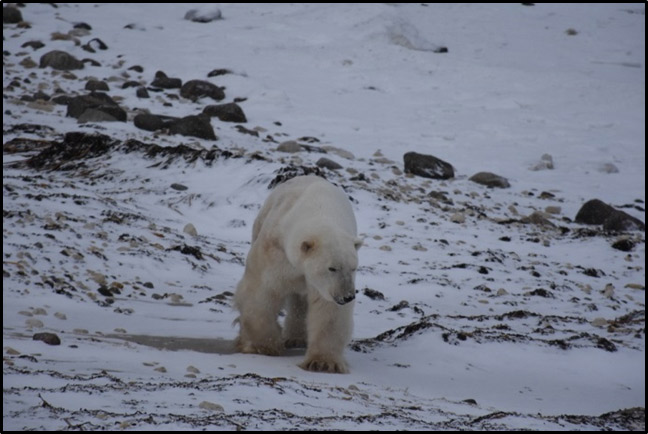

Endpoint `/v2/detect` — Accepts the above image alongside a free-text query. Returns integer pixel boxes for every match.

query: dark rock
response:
[3,6,23,24]
[180,79,225,102]
[603,210,645,232]
[128,65,144,73]
[527,288,554,298]
[39,50,84,70]
[611,239,635,252]
[133,113,178,132]
[73,22,92,30]
[235,125,259,137]
[168,114,217,140]
[207,68,233,77]
[403,152,454,179]
[363,287,385,300]
[575,199,615,225]
[122,81,140,89]
[82,58,101,67]
[136,87,150,98]
[21,40,45,51]
[32,332,61,346]
[85,79,109,92]
[433,46,448,53]
[66,92,126,122]
[52,95,72,105]
[469,171,510,188]
[77,108,122,123]
[170,244,204,260]
[268,166,326,189]
[170,183,188,191]
[33,91,51,101]
[203,102,246,122]
[575,199,645,231]
[184,8,222,23]
[81,38,108,53]
[428,190,453,205]
[388,300,410,311]
[316,157,343,171]
[151,71,182,89]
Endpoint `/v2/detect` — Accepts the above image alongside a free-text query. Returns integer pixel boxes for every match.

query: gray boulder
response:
[66,92,126,122]
[575,199,644,231]
[151,71,182,89]
[39,50,84,70]
[3,6,23,24]
[169,115,217,140]
[180,80,225,102]
[203,102,246,122]
[469,172,510,188]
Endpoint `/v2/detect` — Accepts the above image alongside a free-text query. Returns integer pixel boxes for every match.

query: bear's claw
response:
[299,357,348,374]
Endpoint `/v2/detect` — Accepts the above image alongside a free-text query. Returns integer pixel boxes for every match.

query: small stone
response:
[590,317,608,328]
[277,140,301,153]
[154,366,167,373]
[54,312,67,320]
[316,157,343,171]
[521,211,555,227]
[199,401,224,412]
[187,365,200,374]
[26,318,44,328]
[611,238,635,252]
[544,206,561,215]
[185,8,223,23]
[363,288,385,301]
[183,223,198,237]
[530,153,554,171]
[171,183,188,191]
[450,212,465,224]
[469,172,510,188]
[33,332,61,345]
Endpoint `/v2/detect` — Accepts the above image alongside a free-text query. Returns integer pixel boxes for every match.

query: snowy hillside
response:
[3,3,645,430]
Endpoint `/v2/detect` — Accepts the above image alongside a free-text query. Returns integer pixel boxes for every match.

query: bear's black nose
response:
[342,294,355,304]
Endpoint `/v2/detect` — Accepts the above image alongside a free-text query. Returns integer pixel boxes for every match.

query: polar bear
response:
[234,175,361,373]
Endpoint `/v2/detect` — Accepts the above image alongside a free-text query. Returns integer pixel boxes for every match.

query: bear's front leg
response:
[234,273,284,356]
[299,291,354,374]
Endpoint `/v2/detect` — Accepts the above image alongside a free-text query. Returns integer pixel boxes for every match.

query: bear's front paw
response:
[299,356,348,374]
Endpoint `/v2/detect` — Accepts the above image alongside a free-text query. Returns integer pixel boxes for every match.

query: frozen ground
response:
[3,3,645,430]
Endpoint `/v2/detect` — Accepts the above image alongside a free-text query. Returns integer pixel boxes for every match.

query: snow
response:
[3,3,645,430]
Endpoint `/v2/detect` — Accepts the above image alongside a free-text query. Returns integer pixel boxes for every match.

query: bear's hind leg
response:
[234,275,284,356]
[283,293,307,348]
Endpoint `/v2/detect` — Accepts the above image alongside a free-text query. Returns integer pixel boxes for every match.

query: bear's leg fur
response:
[283,293,308,348]
[299,290,354,374]
[234,270,284,356]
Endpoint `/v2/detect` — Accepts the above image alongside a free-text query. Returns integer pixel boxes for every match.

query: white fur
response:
[234,176,360,373]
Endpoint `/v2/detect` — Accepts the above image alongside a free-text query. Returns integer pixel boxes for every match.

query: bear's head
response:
[300,233,362,306]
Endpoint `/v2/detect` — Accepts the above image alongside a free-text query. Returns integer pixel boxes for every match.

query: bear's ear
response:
[354,238,363,250]
[301,240,315,255]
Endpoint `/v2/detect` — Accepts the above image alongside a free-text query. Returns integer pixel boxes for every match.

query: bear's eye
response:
[328,267,337,272]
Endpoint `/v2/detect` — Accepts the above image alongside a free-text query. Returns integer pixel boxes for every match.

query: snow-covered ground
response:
[3,3,645,430]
